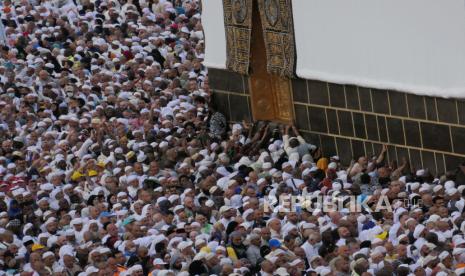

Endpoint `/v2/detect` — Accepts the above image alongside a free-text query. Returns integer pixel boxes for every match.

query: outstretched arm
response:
[367,145,387,172]
[392,157,408,179]
[376,145,388,165]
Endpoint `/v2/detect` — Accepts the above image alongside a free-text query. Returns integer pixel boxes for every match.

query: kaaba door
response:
[248,0,294,124]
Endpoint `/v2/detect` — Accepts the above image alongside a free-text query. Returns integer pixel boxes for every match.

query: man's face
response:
[311,257,323,268]
[39,70,49,81]
[184,197,194,209]
[115,253,126,265]
[338,246,350,256]
[107,224,118,236]
[287,212,298,224]
[251,237,261,246]
[63,255,74,268]
[44,255,55,266]
[435,198,445,207]
[73,223,83,232]
[397,244,407,257]
[261,228,271,241]
[46,222,57,234]
[438,207,449,218]
[134,163,143,174]
[232,236,242,245]
[262,261,274,273]
[414,267,426,276]
[140,190,152,203]
[358,156,368,166]
[338,227,351,238]
[38,200,49,210]
[390,181,401,193]
[443,255,453,268]
[269,219,281,232]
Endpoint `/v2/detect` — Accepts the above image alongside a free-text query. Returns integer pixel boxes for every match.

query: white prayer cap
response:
[447,188,458,196]
[328,162,337,169]
[410,182,420,191]
[419,186,430,193]
[262,162,272,169]
[426,214,440,223]
[397,234,408,242]
[44,217,56,226]
[178,240,193,251]
[85,266,99,275]
[315,267,331,276]
[127,175,139,183]
[153,258,167,265]
[38,233,50,239]
[173,205,184,213]
[274,267,290,276]
[332,182,342,191]
[416,169,425,177]
[243,209,254,220]
[456,267,465,276]
[59,245,75,259]
[71,217,83,225]
[194,239,206,247]
[371,246,386,256]
[445,180,455,190]
[424,242,436,250]
[238,156,252,166]
[168,195,179,203]
[455,237,465,246]
[458,185,465,194]
[433,185,443,193]
[453,247,465,255]
[117,192,127,197]
[42,251,54,259]
[438,251,450,261]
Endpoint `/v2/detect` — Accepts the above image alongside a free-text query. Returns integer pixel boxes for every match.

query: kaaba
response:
[202,0,465,174]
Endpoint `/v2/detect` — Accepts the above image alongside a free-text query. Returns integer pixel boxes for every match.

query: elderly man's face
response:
[443,254,453,268]
[46,221,57,234]
[232,235,242,245]
[71,222,82,231]
[269,219,281,232]
[43,254,56,267]
[337,226,351,239]
[38,70,49,81]
[133,163,143,174]
[63,255,75,268]
[260,228,271,241]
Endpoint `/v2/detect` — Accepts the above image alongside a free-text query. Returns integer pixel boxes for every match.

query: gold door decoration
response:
[249,0,293,123]
[257,0,296,77]
[222,0,253,75]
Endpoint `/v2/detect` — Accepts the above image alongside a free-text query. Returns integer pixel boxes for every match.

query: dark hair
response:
[396,266,410,276]
[432,196,444,204]
[424,232,438,244]
[360,173,371,185]
[359,240,371,249]
[375,267,394,276]
[353,260,368,275]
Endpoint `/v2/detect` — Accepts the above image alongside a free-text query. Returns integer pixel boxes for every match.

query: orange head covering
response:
[317,158,329,172]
